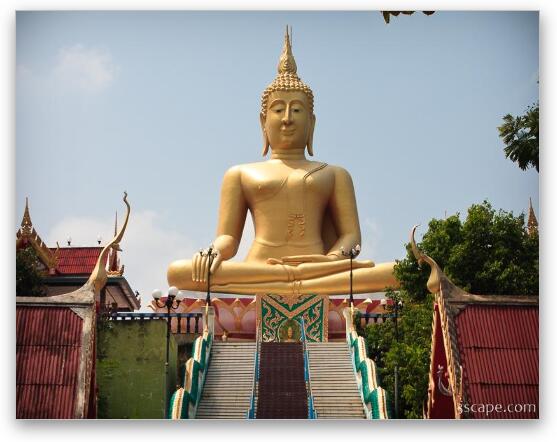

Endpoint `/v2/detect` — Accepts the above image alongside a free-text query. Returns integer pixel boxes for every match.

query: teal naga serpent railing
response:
[344,307,390,419]
[167,306,215,419]
[300,318,317,419]
[246,325,261,419]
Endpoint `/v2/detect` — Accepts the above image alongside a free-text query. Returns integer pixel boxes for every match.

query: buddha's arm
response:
[214,166,248,259]
[193,166,248,282]
[326,166,362,258]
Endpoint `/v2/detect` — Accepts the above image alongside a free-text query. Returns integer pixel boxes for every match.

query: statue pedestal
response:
[256,293,329,342]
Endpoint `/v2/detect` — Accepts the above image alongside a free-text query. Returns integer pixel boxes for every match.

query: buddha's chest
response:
[242,163,333,209]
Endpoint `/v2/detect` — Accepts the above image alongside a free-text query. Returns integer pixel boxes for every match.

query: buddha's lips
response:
[281,129,296,135]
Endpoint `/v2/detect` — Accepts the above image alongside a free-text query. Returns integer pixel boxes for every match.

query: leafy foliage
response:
[16,247,47,296]
[395,201,538,299]
[498,103,539,172]
[364,289,433,419]
[361,201,538,418]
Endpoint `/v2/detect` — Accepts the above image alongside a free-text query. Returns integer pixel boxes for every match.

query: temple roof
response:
[427,274,539,419]
[411,227,539,419]
[17,198,124,277]
[454,303,538,419]
[49,246,105,275]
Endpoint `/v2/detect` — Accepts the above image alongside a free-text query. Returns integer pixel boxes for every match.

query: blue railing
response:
[246,327,261,419]
[299,318,317,419]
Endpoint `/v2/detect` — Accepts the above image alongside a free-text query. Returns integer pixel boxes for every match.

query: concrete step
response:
[195,342,256,419]
[201,390,253,396]
[306,343,365,420]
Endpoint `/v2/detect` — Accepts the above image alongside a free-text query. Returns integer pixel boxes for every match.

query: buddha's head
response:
[260,27,316,156]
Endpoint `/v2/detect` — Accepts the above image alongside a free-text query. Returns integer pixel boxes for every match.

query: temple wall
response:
[46,285,82,296]
[96,320,177,419]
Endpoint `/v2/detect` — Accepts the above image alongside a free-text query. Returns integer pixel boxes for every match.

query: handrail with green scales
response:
[246,325,261,419]
[299,317,317,419]
[167,304,214,419]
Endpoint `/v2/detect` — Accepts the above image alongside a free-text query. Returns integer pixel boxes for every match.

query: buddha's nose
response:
[282,107,293,125]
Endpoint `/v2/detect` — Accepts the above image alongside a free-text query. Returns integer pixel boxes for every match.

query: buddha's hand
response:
[267,254,374,268]
[192,247,223,283]
[266,254,334,265]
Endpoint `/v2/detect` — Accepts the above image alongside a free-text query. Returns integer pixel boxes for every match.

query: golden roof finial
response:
[85,192,130,294]
[20,197,33,235]
[16,197,58,271]
[527,197,538,236]
[108,210,123,275]
[278,26,297,74]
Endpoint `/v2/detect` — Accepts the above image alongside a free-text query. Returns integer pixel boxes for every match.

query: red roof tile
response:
[16,306,83,419]
[455,305,539,419]
[51,247,104,275]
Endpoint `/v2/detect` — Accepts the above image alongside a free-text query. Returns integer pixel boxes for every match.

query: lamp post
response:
[200,245,218,307]
[341,244,361,308]
[152,286,184,418]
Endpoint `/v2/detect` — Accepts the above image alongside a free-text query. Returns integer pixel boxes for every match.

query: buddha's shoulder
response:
[317,163,353,179]
[222,162,265,177]
[223,161,352,177]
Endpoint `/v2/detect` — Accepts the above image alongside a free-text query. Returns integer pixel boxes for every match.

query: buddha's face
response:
[261,90,315,152]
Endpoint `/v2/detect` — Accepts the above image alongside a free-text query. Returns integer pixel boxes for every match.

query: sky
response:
[15,11,539,309]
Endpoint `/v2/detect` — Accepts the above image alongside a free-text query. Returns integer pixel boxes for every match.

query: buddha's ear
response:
[307,114,316,156]
[260,112,270,156]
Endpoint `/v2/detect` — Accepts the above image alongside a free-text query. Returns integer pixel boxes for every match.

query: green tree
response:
[363,289,433,419]
[498,103,539,172]
[396,200,538,299]
[16,247,47,297]
[362,201,538,418]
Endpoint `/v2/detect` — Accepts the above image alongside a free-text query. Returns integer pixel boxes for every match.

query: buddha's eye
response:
[293,108,301,113]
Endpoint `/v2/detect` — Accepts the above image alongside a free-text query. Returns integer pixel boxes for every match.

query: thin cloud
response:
[16,64,33,80]
[52,44,118,93]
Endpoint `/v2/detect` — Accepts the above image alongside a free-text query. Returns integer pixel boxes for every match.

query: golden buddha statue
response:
[167,28,399,296]
[284,327,295,343]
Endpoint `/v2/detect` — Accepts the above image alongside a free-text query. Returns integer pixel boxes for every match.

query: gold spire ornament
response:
[108,211,125,276]
[20,197,33,235]
[277,25,297,74]
[16,197,58,272]
[527,197,538,236]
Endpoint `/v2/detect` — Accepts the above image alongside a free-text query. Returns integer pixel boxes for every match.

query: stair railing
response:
[299,318,317,419]
[246,324,261,419]
[168,305,215,419]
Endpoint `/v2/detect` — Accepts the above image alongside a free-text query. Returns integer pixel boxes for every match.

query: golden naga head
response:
[260,26,316,156]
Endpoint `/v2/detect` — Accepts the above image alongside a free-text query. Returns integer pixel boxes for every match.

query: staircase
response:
[195,341,256,419]
[256,342,308,419]
[307,342,366,419]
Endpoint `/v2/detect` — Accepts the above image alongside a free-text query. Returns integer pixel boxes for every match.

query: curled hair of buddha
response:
[260,27,315,118]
